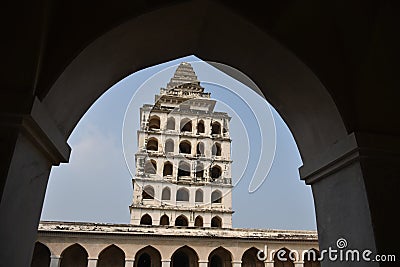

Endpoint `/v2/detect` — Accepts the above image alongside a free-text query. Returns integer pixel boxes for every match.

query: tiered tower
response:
[130,62,233,228]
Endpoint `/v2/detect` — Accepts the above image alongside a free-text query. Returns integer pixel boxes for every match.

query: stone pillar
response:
[161,259,171,267]
[50,255,61,267]
[232,260,242,267]
[264,261,274,267]
[300,132,400,267]
[0,97,70,266]
[198,260,208,267]
[87,258,98,267]
[125,258,134,267]
[294,261,304,267]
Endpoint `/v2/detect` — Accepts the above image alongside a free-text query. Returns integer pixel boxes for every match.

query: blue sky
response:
[41,55,317,230]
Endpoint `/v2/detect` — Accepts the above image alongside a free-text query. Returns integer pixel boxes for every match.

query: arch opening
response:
[163,162,173,176]
[194,216,203,227]
[142,185,155,200]
[146,138,158,151]
[60,244,88,267]
[160,214,170,226]
[171,246,199,267]
[176,188,189,201]
[161,187,171,200]
[180,118,192,132]
[167,117,175,130]
[97,245,125,267]
[148,115,160,130]
[178,161,191,178]
[179,141,192,154]
[30,242,51,267]
[134,246,161,267]
[175,215,189,227]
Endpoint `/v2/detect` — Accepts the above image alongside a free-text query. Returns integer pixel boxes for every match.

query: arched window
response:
[211,190,222,203]
[196,142,205,156]
[144,160,157,174]
[180,118,192,132]
[146,138,158,151]
[161,187,171,200]
[178,161,191,178]
[176,188,189,201]
[160,215,170,226]
[148,115,160,130]
[163,162,173,176]
[142,186,155,199]
[212,142,221,156]
[195,163,204,178]
[166,117,175,130]
[197,120,205,133]
[175,215,188,226]
[179,141,191,154]
[211,216,222,228]
[211,121,221,135]
[210,166,222,180]
[165,139,174,153]
[194,216,203,227]
[195,189,203,202]
[140,214,152,225]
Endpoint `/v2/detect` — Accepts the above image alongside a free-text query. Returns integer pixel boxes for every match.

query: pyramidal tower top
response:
[130,62,233,228]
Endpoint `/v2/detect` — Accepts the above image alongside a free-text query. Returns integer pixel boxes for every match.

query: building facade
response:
[32,63,320,267]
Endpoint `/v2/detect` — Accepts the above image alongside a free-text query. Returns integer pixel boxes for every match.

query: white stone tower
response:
[130,62,233,228]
